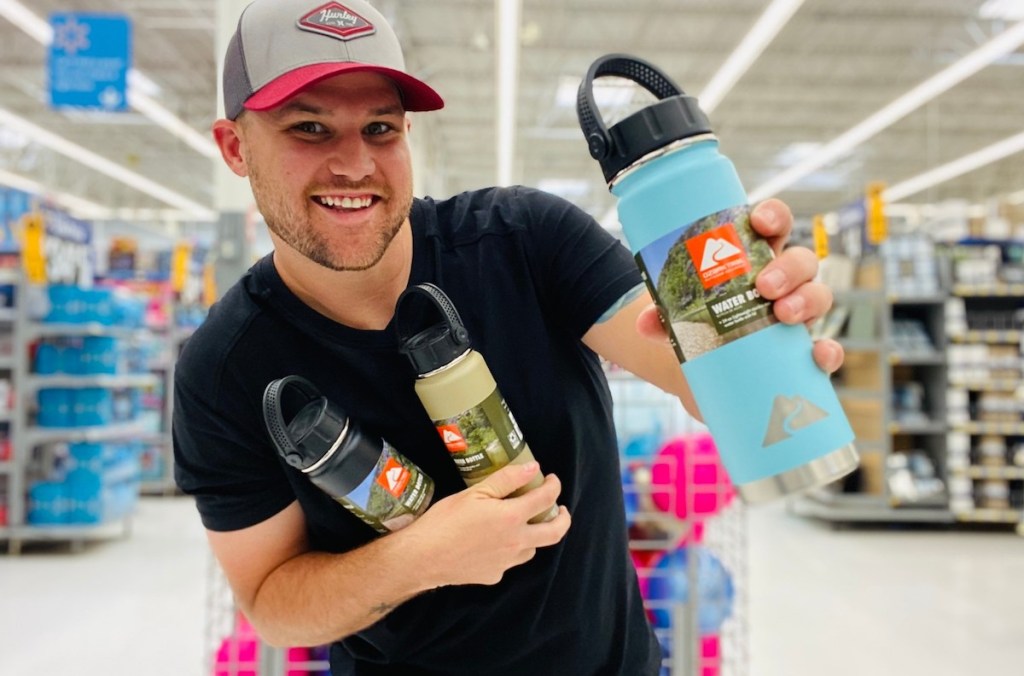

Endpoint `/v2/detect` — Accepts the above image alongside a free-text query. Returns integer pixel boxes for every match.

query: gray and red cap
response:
[223,0,444,120]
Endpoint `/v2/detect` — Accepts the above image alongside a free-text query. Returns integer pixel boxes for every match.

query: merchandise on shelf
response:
[40,284,147,327]
[25,441,141,525]
[880,234,940,296]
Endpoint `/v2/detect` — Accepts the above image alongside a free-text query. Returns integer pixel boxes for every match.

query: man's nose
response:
[326,138,375,180]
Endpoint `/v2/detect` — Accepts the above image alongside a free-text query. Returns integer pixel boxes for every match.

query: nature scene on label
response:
[345,443,427,531]
[638,206,776,362]
[437,394,523,483]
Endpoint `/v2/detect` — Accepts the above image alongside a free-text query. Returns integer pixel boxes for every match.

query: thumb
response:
[474,461,541,499]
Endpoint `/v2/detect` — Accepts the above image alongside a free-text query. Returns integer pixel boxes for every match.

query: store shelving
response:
[800,235,954,522]
[797,206,1024,534]
[0,270,178,554]
[943,239,1024,532]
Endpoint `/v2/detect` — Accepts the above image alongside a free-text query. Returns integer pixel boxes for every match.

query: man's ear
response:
[212,119,249,177]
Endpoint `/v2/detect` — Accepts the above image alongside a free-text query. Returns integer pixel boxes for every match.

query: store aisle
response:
[748,502,1024,676]
[1,495,1023,675]
[0,497,209,676]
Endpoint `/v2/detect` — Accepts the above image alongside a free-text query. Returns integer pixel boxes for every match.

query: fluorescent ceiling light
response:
[555,75,636,109]
[698,0,806,114]
[127,91,218,158]
[127,70,162,98]
[0,168,212,222]
[0,0,50,43]
[496,0,521,187]
[980,0,1024,21]
[0,106,215,220]
[0,168,110,218]
[772,142,822,166]
[749,19,1024,203]
[883,130,1024,202]
[0,126,29,150]
[0,0,217,158]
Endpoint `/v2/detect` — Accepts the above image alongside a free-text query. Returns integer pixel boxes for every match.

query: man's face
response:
[235,72,414,271]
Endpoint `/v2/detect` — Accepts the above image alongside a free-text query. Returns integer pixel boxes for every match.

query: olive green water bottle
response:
[396,283,558,524]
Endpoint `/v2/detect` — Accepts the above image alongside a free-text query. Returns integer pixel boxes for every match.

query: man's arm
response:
[207,461,570,648]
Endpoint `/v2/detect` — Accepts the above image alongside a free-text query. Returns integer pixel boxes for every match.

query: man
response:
[174,0,843,673]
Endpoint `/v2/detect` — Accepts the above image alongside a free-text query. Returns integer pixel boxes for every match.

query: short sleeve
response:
[172,336,295,532]
[518,187,642,336]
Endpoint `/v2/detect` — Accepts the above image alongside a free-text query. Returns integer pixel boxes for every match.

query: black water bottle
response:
[263,376,434,533]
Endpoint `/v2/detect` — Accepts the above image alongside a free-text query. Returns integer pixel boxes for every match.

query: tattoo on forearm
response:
[370,601,397,616]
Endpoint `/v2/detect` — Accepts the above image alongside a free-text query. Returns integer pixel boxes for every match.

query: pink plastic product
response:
[650,433,735,529]
[213,613,258,676]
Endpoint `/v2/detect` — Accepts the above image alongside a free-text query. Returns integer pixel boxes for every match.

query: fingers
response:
[750,199,794,253]
[527,506,571,547]
[812,338,845,375]
[475,461,543,499]
[756,247,832,325]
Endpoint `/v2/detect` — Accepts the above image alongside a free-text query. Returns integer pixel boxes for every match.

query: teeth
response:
[318,196,372,209]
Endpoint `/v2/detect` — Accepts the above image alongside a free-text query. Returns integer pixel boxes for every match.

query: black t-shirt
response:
[173,186,659,675]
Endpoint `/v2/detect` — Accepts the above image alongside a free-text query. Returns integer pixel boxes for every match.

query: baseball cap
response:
[223,0,444,120]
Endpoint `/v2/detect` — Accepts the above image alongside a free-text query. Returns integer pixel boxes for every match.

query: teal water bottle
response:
[577,54,858,503]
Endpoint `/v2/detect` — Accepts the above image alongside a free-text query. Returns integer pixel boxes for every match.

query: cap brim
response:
[244,63,444,113]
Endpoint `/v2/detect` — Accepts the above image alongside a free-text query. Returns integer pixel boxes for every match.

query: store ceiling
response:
[0,0,1022,234]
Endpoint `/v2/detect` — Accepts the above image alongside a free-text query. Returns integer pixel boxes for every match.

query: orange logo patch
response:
[437,424,468,453]
[376,458,410,497]
[685,223,751,289]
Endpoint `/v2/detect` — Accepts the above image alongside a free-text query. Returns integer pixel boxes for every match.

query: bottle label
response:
[433,390,526,481]
[341,442,432,533]
[634,205,776,363]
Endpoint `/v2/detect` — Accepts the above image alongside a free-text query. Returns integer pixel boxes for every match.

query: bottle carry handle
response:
[394,283,470,347]
[262,375,322,464]
[576,54,684,162]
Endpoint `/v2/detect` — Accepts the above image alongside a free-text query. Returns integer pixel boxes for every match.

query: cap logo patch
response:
[298,2,376,41]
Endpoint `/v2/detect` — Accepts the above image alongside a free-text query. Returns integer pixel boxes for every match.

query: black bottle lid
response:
[576,53,713,184]
[395,283,471,376]
[262,376,381,496]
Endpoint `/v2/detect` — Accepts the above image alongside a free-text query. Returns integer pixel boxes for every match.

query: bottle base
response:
[737,444,859,504]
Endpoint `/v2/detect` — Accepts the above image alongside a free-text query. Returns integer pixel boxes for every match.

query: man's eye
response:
[292,121,327,134]
[365,122,394,136]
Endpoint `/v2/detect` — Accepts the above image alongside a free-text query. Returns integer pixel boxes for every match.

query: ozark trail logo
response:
[684,223,751,289]
[298,2,376,40]
[376,457,410,497]
[762,395,829,447]
[698,237,743,272]
[437,424,468,453]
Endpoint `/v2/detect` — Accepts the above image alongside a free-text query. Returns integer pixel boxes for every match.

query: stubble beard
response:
[248,161,412,272]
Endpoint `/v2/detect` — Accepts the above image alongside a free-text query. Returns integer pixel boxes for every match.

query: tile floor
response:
[1,496,1022,675]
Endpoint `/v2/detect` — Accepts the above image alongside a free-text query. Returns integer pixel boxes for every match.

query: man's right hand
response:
[402,461,571,587]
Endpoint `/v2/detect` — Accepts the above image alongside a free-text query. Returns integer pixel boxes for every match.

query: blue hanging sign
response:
[48,13,132,112]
